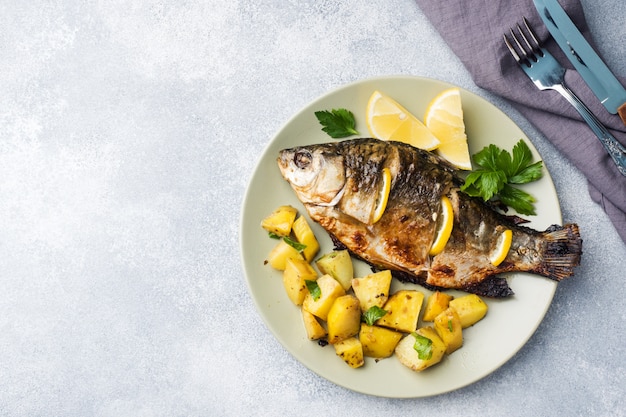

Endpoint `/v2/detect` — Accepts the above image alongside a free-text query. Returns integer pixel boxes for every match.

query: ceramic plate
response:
[240,75,561,398]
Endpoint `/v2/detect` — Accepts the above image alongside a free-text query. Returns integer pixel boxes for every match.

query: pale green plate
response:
[240,75,561,398]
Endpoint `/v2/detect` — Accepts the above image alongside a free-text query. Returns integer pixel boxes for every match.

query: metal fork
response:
[504,18,626,177]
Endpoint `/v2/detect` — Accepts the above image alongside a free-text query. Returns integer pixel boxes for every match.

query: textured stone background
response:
[1,1,624,416]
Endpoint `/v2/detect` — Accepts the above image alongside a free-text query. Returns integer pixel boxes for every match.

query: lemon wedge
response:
[372,167,391,224]
[366,90,441,151]
[424,88,472,170]
[429,196,454,256]
[489,229,513,266]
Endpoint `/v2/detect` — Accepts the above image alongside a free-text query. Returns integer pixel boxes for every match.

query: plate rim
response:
[240,74,561,398]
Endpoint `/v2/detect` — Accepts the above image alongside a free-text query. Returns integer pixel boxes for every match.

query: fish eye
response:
[294,150,312,169]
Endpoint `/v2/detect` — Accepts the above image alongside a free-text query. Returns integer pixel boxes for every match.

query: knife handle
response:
[553,84,626,177]
[619,103,626,127]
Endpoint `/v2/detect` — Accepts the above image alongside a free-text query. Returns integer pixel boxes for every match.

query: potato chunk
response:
[301,309,327,340]
[282,258,318,305]
[327,295,361,344]
[433,307,463,354]
[316,250,354,291]
[449,294,488,328]
[395,327,446,372]
[302,274,346,321]
[267,239,304,270]
[422,291,454,322]
[376,290,424,333]
[333,337,364,368]
[359,324,402,358]
[351,270,392,312]
[261,205,298,236]
[291,216,319,262]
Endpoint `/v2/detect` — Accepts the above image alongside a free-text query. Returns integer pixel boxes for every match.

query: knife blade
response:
[533,0,626,124]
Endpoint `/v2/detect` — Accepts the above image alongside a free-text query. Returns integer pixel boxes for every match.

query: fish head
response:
[277,144,346,206]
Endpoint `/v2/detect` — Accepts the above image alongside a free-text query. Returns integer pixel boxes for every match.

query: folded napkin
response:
[415,0,626,244]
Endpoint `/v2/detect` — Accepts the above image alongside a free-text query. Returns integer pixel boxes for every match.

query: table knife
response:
[533,0,626,125]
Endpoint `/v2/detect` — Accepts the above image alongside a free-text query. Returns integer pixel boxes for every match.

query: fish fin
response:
[463,276,514,298]
[538,224,583,281]
[390,270,442,291]
[329,233,348,251]
[396,268,514,298]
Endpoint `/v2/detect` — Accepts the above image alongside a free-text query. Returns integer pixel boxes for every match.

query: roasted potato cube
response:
[433,307,463,354]
[327,295,361,344]
[333,337,364,368]
[351,270,392,312]
[302,274,346,321]
[422,291,454,321]
[359,324,402,358]
[292,216,319,262]
[377,290,424,333]
[267,239,304,270]
[301,308,327,340]
[395,326,446,372]
[282,258,318,305]
[316,250,353,291]
[261,205,298,236]
[449,294,488,328]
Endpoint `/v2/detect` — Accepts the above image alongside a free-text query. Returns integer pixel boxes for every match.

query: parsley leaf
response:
[508,139,533,177]
[283,236,307,253]
[499,184,537,215]
[462,170,507,201]
[362,306,387,326]
[412,333,433,360]
[508,161,543,185]
[314,108,359,138]
[472,144,502,171]
[460,139,543,215]
[305,280,321,301]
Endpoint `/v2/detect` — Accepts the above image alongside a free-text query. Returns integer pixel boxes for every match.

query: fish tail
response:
[539,223,583,281]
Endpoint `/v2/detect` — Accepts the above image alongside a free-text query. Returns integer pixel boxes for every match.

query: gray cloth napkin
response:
[415,0,626,244]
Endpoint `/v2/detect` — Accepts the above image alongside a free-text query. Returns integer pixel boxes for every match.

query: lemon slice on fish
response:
[372,168,391,224]
[489,229,513,266]
[366,90,440,151]
[424,88,472,170]
[429,196,454,256]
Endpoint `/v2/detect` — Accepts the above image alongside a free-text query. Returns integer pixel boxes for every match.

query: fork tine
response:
[505,27,532,67]
[510,27,525,54]
[504,17,545,67]
[515,24,535,61]
[522,17,543,56]
[503,33,522,63]
[517,17,543,62]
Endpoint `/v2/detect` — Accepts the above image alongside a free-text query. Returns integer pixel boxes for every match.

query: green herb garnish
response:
[461,139,543,215]
[362,306,387,326]
[283,236,307,253]
[413,333,433,360]
[314,108,359,138]
[305,280,321,301]
[448,319,453,333]
[268,232,281,239]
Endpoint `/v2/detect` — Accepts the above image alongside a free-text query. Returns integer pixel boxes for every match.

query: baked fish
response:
[277,138,582,298]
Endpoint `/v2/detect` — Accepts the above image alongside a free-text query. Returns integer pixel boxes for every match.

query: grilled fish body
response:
[277,138,582,298]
